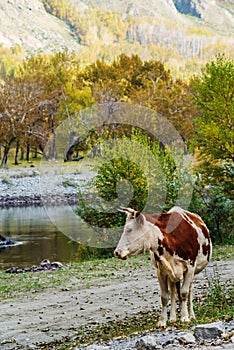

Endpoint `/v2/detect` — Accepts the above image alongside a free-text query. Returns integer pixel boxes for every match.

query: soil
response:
[0,259,234,350]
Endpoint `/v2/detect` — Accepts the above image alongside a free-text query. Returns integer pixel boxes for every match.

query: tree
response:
[191,54,234,198]
[15,51,84,159]
[0,77,59,165]
[189,54,234,243]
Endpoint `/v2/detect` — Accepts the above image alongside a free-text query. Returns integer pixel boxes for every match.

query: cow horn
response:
[118,207,135,214]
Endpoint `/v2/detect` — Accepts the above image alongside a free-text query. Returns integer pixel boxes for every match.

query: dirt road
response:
[1,260,233,349]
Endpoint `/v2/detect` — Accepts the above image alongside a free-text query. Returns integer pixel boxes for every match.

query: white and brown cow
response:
[114,206,212,327]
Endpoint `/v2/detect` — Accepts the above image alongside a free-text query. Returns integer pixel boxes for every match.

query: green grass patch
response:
[0,255,151,299]
[211,244,234,260]
[194,268,234,322]
[0,246,233,300]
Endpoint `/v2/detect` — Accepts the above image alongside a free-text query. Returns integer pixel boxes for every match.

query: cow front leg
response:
[169,281,177,322]
[180,292,189,322]
[180,268,194,322]
[157,272,169,327]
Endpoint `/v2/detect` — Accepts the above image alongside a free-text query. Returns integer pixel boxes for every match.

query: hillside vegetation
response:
[0,0,233,77]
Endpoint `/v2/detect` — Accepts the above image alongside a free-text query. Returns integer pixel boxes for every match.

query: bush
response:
[195,265,234,321]
[189,183,233,244]
[76,128,191,232]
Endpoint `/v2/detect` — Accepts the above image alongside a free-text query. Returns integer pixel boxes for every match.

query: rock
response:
[0,234,17,249]
[194,321,225,341]
[135,335,159,349]
[177,332,196,344]
[85,345,109,350]
[51,261,64,268]
[5,259,64,273]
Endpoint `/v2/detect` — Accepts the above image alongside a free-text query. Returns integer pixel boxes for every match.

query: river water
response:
[0,204,110,270]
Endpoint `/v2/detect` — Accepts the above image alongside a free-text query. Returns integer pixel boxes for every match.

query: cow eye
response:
[126,228,132,233]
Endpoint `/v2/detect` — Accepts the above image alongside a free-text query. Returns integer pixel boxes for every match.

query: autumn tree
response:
[15,51,91,159]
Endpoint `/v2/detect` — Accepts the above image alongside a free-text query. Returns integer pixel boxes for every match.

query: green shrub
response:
[189,183,234,244]
[195,266,234,321]
[76,128,191,232]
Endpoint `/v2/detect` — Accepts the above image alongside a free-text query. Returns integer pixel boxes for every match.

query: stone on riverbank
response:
[0,234,17,249]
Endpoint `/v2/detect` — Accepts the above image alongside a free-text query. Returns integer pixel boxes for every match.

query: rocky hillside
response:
[0,0,233,53]
[0,0,233,76]
[72,0,234,32]
[0,0,80,53]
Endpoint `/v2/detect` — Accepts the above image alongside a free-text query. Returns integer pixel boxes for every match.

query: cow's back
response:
[146,207,212,274]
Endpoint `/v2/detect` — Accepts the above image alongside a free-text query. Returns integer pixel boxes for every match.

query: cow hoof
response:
[181,316,190,323]
[169,317,177,323]
[157,320,166,328]
[189,313,196,320]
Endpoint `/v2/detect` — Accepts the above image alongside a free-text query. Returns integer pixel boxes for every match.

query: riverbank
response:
[0,164,94,207]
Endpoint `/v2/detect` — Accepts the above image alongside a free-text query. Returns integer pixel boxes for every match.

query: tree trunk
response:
[1,138,16,166]
[14,141,20,165]
[26,144,30,162]
[51,114,56,159]
[33,149,38,159]
[20,148,24,160]
[1,147,9,166]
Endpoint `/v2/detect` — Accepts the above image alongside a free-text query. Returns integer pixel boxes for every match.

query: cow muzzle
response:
[114,249,128,260]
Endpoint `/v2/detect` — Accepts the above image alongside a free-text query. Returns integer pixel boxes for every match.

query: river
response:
[0,204,110,270]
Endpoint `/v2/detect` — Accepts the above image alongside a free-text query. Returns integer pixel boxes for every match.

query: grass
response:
[212,244,234,260]
[0,255,150,299]
[0,246,233,300]
[1,153,93,170]
[194,266,234,322]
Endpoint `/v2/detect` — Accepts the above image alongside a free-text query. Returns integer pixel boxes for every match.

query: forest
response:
[0,50,233,244]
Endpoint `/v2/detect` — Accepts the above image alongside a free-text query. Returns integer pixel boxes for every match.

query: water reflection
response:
[0,205,94,270]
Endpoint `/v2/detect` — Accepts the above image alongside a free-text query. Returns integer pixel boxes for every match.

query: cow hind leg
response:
[188,283,196,320]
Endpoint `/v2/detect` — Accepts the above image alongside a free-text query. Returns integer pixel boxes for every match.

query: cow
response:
[114,206,212,327]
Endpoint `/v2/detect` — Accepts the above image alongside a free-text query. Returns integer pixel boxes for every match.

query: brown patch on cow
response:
[146,212,200,264]
[145,213,162,225]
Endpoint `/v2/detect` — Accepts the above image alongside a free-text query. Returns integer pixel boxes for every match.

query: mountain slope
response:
[72,0,234,33]
[0,0,80,53]
[0,0,233,77]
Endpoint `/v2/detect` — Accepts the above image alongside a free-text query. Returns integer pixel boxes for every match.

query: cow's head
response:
[114,207,152,260]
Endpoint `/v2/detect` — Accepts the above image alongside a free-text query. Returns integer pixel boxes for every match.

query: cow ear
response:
[135,212,144,225]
